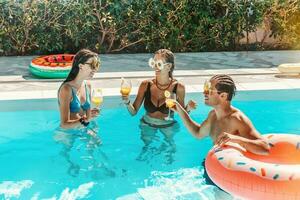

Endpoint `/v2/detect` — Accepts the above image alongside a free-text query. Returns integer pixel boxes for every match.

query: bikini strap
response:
[84,81,90,101]
[144,81,151,97]
[173,82,178,94]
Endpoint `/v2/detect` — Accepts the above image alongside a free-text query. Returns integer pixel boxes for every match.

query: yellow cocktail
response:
[92,96,103,107]
[120,87,131,96]
[165,98,175,108]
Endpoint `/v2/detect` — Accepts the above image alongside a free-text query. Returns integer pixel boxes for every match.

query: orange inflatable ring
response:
[29,54,74,78]
[205,134,300,200]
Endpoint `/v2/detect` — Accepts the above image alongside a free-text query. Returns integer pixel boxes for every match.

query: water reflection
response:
[136,117,180,165]
[53,121,115,179]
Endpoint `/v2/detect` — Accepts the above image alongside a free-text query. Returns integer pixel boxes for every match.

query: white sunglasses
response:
[148,58,171,70]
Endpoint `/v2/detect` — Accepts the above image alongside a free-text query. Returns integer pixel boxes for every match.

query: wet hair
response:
[154,49,175,78]
[64,49,99,83]
[210,74,236,101]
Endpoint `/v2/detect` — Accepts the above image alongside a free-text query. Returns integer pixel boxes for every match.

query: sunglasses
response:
[148,58,171,70]
[203,80,220,95]
[85,57,101,70]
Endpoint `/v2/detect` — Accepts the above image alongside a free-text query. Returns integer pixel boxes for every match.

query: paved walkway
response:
[1,50,300,77]
[0,51,300,100]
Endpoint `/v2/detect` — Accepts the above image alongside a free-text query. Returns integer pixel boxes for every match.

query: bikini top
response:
[144,80,178,114]
[58,81,91,113]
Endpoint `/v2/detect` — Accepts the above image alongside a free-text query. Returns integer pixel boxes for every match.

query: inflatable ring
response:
[206,134,300,200]
[29,54,74,78]
[278,63,300,74]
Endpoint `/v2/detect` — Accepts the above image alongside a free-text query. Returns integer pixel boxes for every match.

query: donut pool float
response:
[29,54,74,78]
[205,134,300,200]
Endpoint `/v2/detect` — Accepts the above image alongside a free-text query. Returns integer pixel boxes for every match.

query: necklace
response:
[155,77,173,91]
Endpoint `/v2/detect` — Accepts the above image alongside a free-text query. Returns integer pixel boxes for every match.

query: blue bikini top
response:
[59,81,91,113]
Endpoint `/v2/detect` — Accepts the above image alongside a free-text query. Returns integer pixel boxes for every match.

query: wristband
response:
[79,117,90,127]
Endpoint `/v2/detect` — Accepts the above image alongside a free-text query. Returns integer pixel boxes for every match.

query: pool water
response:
[0,90,300,199]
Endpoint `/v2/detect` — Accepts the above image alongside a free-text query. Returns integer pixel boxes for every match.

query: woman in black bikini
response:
[122,49,196,163]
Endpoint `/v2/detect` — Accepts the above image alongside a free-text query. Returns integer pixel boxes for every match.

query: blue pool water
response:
[0,90,300,199]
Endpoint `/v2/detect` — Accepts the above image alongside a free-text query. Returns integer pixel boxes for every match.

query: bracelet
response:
[79,117,90,127]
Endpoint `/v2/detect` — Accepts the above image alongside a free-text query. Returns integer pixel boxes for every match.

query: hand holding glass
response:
[120,78,132,97]
[92,88,103,108]
[166,98,176,108]
[164,90,174,121]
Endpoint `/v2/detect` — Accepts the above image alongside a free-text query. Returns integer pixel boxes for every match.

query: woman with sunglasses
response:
[58,49,100,129]
[122,49,196,163]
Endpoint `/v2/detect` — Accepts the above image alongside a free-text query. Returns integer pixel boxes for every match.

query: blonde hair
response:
[155,49,175,78]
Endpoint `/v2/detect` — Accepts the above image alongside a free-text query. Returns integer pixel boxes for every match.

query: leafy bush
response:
[266,0,300,49]
[0,0,299,56]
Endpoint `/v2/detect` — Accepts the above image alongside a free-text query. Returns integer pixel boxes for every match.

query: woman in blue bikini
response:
[56,49,115,177]
[58,49,100,129]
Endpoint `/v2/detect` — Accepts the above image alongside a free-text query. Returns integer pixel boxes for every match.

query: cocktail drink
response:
[92,88,103,108]
[92,96,103,107]
[165,98,175,108]
[120,78,132,96]
[164,90,174,121]
[120,87,131,96]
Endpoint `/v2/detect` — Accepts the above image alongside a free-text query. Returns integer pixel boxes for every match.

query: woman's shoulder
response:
[173,79,184,86]
[173,80,185,90]
[58,83,72,97]
[137,79,152,93]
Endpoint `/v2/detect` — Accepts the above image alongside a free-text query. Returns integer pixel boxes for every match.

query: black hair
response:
[211,74,236,101]
[64,49,98,83]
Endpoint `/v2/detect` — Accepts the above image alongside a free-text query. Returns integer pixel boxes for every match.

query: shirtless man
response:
[172,74,270,155]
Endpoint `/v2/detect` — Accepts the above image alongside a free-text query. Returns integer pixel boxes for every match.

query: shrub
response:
[0,0,299,56]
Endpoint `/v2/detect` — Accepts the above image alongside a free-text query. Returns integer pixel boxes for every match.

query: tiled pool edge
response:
[1,68,300,100]
[0,67,279,83]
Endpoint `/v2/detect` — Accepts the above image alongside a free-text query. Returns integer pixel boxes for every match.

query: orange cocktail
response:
[92,88,103,107]
[120,87,131,96]
[165,98,175,108]
[92,96,103,107]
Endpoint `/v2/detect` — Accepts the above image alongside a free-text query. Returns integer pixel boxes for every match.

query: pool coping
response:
[0,67,278,82]
[0,68,300,100]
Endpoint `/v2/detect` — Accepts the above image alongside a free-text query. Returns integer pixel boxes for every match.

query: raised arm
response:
[175,83,186,109]
[175,83,197,112]
[123,80,148,116]
[172,101,211,139]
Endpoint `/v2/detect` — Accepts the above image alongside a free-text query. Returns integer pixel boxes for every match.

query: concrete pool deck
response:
[0,51,300,100]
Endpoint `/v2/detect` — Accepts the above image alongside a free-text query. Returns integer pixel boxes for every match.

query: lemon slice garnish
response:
[164,90,171,98]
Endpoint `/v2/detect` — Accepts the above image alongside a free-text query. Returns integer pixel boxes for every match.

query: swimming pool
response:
[0,90,300,199]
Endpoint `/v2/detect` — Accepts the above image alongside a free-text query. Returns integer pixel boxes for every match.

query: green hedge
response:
[0,0,299,56]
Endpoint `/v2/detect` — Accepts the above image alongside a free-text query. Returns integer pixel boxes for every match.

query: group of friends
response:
[57,48,270,185]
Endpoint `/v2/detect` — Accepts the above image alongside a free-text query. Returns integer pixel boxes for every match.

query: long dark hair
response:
[154,49,175,78]
[64,49,98,83]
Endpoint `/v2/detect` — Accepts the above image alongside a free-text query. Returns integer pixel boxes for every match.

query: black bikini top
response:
[144,80,178,114]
